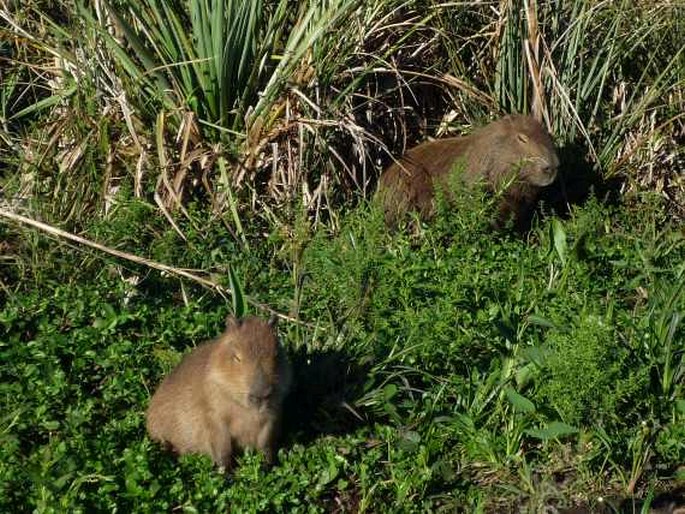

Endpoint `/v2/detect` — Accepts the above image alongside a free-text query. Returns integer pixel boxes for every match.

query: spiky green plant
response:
[82,0,361,139]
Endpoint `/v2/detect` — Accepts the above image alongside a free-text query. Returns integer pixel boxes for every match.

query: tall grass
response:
[2,0,683,230]
[457,0,685,177]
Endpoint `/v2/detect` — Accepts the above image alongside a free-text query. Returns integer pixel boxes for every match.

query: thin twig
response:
[0,207,310,326]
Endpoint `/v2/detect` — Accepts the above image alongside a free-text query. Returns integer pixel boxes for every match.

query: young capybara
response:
[375,114,560,228]
[146,315,292,469]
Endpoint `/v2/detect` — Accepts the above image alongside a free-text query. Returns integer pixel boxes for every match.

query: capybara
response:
[146,315,292,469]
[375,114,560,228]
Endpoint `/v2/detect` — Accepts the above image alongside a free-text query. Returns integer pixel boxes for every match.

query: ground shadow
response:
[557,486,685,514]
[617,486,685,514]
[281,347,370,445]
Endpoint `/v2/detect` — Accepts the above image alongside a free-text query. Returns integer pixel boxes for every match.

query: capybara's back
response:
[146,341,215,455]
[375,114,559,227]
[146,316,292,469]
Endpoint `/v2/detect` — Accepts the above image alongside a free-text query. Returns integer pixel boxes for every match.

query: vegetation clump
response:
[1,0,683,511]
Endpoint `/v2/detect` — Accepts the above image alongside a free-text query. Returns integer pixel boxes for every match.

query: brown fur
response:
[375,114,560,227]
[146,315,292,469]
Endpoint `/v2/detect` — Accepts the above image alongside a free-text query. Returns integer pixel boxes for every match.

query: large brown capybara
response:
[375,114,560,228]
[146,315,292,470]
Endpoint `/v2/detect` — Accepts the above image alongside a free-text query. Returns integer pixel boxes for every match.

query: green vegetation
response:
[1,0,684,512]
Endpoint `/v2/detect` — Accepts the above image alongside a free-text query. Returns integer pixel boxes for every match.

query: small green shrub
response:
[534,314,643,427]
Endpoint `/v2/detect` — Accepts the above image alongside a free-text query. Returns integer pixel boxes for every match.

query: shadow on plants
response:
[618,487,685,514]
[536,141,624,225]
[282,347,370,445]
[357,78,452,170]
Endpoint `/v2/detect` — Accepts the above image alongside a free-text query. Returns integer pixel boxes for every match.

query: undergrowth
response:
[1,193,683,512]
[1,0,684,512]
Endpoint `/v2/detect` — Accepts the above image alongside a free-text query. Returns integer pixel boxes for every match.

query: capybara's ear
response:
[226,314,241,330]
[268,315,278,328]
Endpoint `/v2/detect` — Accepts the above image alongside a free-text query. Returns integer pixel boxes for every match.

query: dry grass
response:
[1,0,684,232]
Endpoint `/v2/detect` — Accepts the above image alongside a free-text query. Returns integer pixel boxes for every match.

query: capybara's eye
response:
[517,133,529,144]
[232,354,242,363]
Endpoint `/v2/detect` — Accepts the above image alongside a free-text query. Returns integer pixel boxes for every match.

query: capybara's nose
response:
[249,376,273,405]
